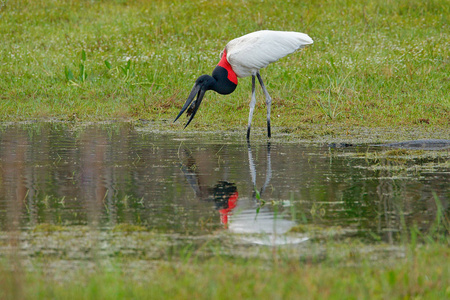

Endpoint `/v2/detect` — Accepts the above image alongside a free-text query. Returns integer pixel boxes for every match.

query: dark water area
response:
[0,123,448,245]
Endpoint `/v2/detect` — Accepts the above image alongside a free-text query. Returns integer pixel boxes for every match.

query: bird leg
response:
[247,75,257,140]
[256,72,272,138]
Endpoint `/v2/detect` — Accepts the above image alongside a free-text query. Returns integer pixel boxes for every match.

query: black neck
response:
[211,66,237,95]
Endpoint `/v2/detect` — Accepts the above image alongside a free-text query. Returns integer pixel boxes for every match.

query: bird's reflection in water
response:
[179,142,308,245]
[229,142,308,245]
[210,181,239,225]
[179,147,238,227]
[247,141,272,201]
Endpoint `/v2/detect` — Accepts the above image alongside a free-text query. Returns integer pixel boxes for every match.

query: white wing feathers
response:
[225,30,313,78]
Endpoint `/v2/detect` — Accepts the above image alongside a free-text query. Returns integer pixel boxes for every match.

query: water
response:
[0,123,448,247]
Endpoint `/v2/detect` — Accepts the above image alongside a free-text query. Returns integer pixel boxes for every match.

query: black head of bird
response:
[174,51,238,128]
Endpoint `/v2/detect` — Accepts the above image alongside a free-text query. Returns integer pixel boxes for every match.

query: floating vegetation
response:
[32,223,66,233]
[112,223,148,233]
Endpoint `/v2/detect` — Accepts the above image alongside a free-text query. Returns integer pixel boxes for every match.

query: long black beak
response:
[174,84,206,128]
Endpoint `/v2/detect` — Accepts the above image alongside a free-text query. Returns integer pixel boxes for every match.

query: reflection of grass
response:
[428,192,450,241]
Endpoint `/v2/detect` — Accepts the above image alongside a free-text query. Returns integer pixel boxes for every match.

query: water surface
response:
[0,123,448,247]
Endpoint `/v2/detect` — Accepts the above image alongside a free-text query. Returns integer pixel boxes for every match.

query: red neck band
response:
[217,50,238,85]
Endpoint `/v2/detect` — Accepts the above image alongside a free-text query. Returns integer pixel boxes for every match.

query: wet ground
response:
[0,122,449,265]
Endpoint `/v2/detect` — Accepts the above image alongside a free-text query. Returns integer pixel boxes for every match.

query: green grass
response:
[1,0,449,132]
[1,243,448,299]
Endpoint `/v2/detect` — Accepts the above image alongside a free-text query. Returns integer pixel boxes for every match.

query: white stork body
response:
[174,30,313,139]
[225,30,313,78]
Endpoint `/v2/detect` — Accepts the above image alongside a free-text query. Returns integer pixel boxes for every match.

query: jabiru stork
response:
[174,30,313,139]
